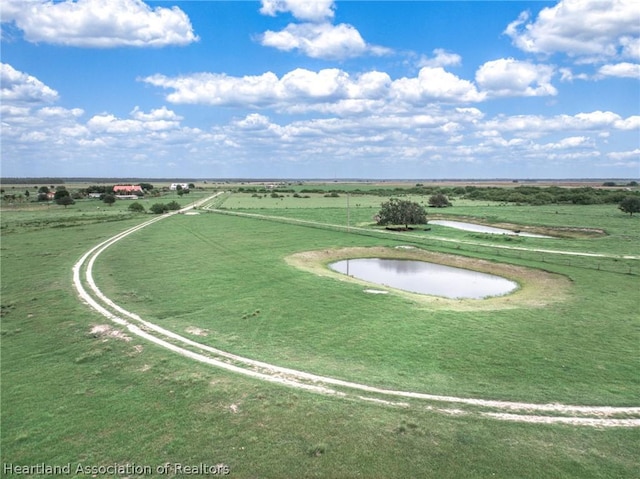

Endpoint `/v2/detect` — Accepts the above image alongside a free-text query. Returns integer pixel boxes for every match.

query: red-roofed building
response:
[113,185,143,195]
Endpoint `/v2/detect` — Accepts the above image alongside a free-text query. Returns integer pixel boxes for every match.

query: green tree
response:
[53,188,70,202]
[103,194,116,207]
[56,195,75,208]
[619,196,640,216]
[128,202,146,213]
[376,198,427,229]
[166,201,181,211]
[428,193,452,208]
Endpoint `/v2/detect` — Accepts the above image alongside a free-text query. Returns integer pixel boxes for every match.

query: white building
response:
[169,183,189,190]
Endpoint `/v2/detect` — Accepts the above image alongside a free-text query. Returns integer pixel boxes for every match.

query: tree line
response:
[291,185,639,206]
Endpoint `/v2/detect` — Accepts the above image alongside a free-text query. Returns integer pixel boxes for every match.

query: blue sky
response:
[1,0,639,179]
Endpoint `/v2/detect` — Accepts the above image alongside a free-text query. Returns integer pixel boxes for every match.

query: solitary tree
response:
[619,196,640,216]
[428,193,452,208]
[56,195,75,208]
[376,198,427,229]
[53,188,70,202]
[103,194,116,207]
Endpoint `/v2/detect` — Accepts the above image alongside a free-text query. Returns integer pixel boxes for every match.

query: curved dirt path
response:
[72,194,640,427]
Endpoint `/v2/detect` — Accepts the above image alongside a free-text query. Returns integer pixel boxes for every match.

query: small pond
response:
[429,220,552,238]
[329,258,518,299]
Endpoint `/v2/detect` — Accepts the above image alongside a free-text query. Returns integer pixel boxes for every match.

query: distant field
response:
[2,188,639,478]
[219,193,639,257]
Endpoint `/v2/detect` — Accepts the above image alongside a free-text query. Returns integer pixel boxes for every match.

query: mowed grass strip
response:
[93,212,640,406]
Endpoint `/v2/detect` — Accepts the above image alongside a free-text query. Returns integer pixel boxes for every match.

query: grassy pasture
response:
[2,191,639,478]
[93,212,638,406]
[219,193,640,257]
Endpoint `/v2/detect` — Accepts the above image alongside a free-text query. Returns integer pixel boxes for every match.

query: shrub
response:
[166,201,181,211]
[531,193,554,205]
[128,202,145,213]
[428,193,452,207]
[150,203,168,214]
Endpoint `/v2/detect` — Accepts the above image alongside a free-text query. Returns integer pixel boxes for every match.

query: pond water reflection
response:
[429,220,552,238]
[330,258,518,299]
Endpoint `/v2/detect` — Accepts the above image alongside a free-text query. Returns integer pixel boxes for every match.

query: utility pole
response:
[346,193,350,234]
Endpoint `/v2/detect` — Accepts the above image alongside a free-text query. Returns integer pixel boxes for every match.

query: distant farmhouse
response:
[113,185,143,194]
[170,183,189,191]
[113,184,143,199]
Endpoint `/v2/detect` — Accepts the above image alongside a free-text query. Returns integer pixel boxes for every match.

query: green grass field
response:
[2,187,639,478]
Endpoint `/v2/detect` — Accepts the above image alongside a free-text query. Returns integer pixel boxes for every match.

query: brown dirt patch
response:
[286,246,571,311]
[89,324,132,342]
[186,326,209,336]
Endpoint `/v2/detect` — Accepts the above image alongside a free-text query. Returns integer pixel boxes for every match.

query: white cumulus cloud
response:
[142,72,283,106]
[261,22,391,60]
[418,49,462,68]
[391,67,485,104]
[142,66,486,111]
[597,62,640,78]
[0,0,198,48]
[505,0,640,62]
[258,0,390,59]
[476,58,557,97]
[0,63,59,104]
[607,148,640,160]
[259,0,334,22]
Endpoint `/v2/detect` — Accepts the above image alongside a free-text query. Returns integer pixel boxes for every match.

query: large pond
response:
[329,258,518,299]
[429,220,552,238]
